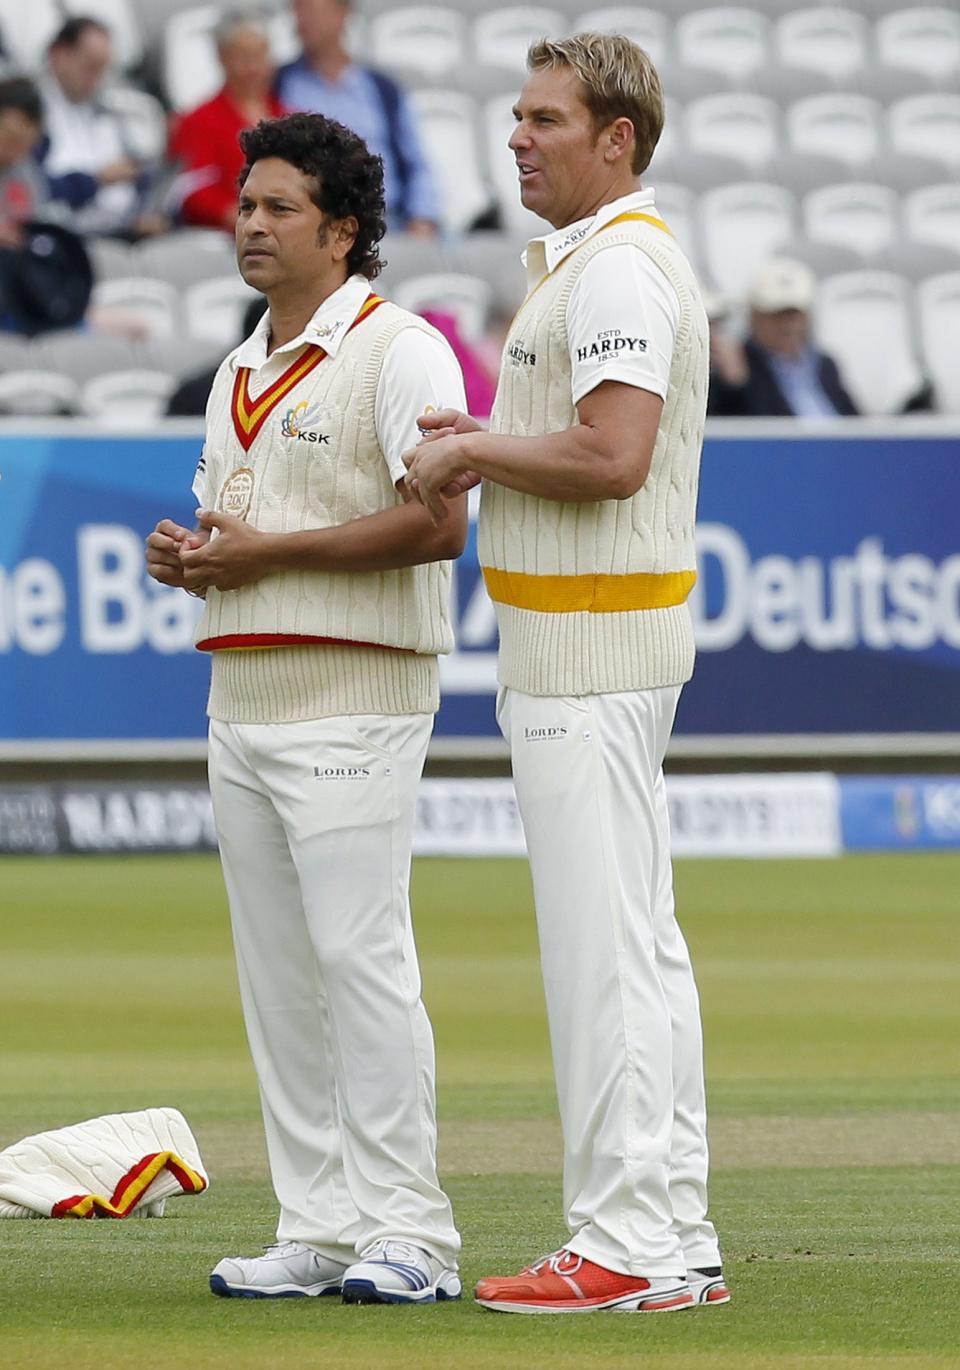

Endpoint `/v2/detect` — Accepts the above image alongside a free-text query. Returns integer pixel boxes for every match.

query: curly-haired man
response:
[146,111,465,1305]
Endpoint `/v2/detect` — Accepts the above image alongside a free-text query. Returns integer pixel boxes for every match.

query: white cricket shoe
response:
[210,1240,348,1299]
[341,1238,462,1305]
[687,1265,732,1305]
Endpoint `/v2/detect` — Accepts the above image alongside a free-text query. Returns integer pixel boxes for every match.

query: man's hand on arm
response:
[404,383,663,515]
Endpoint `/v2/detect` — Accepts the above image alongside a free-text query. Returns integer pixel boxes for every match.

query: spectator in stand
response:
[277,0,439,236]
[170,10,286,234]
[39,17,165,239]
[0,77,48,244]
[707,258,858,418]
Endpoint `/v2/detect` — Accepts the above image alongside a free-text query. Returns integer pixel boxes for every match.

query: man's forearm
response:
[262,498,466,573]
[456,427,645,502]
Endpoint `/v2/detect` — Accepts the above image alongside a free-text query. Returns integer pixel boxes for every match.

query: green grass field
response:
[1,853,959,1370]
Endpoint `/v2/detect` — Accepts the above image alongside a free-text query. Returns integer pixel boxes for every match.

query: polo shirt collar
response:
[233,274,375,370]
[524,188,659,283]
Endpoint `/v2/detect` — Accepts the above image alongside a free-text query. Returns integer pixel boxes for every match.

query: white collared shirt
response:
[232,274,466,483]
[524,190,681,407]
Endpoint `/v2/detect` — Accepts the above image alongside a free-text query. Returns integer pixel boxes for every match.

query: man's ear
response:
[604,116,635,164]
[331,215,359,264]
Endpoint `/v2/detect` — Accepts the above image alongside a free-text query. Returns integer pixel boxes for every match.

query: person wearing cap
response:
[707,256,858,418]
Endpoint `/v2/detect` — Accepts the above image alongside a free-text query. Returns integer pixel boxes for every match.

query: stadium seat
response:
[673,7,770,84]
[409,90,495,234]
[574,8,671,65]
[99,86,167,163]
[472,7,566,71]
[133,230,237,289]
[683,93,779,173]
[814,270,924,415]
[182,276,260,346]
[771,7,868,85]
[917,272,960,413]
[137,334,229,381]
[0,370,79,416]
[650,181,699,267]
[447,232,527,314]
[698,182,796,298]
[392,272,493,344]
[81,369,177,424]
[33,332,139,386]
[482,93,553,235]
[162,5,222,112]
[61,0,144,71]
[378,233,453,293]
[786,94,882,171]
[802,183,900,261]
[87,236,137,283]
[875,7,960,87]
[0,0,61,68]
[902,183,960,256]
[91,277,180,340]
[370,7,467,76]
[887,95,960,174]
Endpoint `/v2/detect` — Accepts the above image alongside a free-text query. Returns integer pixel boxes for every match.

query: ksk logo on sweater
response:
[280,400,330,443]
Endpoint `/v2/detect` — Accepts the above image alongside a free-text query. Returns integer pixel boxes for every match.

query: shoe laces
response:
[361,1238,425,1264]
[526,1248,582,1276]
[262,1240,307,1258]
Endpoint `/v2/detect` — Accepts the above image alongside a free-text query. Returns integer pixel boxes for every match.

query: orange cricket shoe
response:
[474,1249,695,1314]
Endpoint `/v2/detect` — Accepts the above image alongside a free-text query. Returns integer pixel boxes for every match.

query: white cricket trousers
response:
[498,685,721,1278]
[207,713,460,1270]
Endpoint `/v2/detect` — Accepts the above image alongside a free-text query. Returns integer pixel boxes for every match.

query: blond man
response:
[405,34,728,1314]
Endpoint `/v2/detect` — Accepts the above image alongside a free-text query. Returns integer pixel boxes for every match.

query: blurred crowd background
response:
[0,0,957,423]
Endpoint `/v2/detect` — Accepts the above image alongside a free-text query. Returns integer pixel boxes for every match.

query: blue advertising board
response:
[1,420,958,752]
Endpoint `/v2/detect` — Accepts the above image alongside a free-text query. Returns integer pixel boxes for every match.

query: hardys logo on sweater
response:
[281,400,330,443]
[576,329,648,363]
[507,340,536,367]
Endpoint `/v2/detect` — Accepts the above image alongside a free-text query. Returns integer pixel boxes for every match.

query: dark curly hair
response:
[238,112,385,280]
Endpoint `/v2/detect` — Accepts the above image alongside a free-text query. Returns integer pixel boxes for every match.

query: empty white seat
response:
[137,334,228,380]
[483,93,553,235]
[0,0,61,68]
[133,231,237,289]
[88,236,137,283]
[447,232,527,313]
[61,0,144,69]
[803,183,900,261]
[674,7,769,82]
[182,276,260,345]
[392,272,492,344]
[903,183,960,255]
[917,272,960,412]
[81,369,177,424]
[684,93,778,172]
[772,7,868,83]
[33,332,139,385]
[574,8,670,65]
[888,95,960,173]
[876,7,960,86]
[698,182,796,297]
[98,86,167,162]
[472,7,566,71]
[787,94,882,170]
[815,271,923,414]
[162,5,222,112]
[410,90,493,235]
[0,370,79,416]
[650,181,698,266]
[91,277,179,340]
[370,7,467,75]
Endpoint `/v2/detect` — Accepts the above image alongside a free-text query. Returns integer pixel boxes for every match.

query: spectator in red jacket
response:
[169,10,286,232]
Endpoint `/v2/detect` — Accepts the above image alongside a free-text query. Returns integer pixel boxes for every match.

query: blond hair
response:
[527,32,664,175]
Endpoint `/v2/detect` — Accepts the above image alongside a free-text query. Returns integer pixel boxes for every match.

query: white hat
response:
[748,257,815,313]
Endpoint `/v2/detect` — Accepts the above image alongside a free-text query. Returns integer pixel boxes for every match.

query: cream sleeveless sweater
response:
[196,300,453,723]
[479,212,708,696]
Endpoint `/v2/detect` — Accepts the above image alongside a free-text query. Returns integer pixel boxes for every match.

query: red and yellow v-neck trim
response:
[229,292,385,453]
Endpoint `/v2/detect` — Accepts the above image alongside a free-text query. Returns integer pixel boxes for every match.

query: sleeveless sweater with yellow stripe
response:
[195,301,453,724]
[479,213,708,697]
